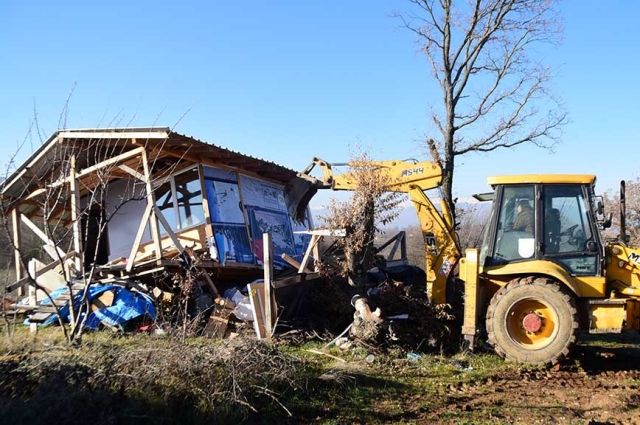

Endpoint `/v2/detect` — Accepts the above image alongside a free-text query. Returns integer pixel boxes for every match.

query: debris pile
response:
[349,280,456,352]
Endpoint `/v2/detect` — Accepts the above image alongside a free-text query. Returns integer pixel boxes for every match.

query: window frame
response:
[540,183,602,276]
[485,183,602,276]
[154,166,206,233]
[487,183,537,265]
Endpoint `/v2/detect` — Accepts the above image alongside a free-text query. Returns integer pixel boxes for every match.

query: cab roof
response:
[487,174,596,186]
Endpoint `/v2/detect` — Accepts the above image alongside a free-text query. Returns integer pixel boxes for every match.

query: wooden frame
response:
[69,155,83,272]
[141,146,163,262]
[11,208,23,296]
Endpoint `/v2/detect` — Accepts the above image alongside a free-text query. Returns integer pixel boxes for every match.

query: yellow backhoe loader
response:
[286,158,640,365]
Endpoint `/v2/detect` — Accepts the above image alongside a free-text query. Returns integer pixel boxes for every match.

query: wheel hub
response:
[522,312,542,333]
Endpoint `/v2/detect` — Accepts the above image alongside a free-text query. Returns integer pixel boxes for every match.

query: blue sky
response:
[1,0,639,209]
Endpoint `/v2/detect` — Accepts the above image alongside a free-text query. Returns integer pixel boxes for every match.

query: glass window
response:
[543,184,596,275]
[479,198,497,266]
[543,185,592,254]
[155,182,178,234]
[174,169,204,228]
[155,169,205,234]
[493,185,535,262]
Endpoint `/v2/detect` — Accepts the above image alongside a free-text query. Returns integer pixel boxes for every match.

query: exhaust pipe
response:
[620,180,628,243]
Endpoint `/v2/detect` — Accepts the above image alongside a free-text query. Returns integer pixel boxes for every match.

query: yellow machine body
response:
[461,174,640,346]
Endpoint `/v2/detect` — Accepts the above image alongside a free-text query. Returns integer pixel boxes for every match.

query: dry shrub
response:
[319,152,404,277]
[0,337,304,423]
[100,337,301,416]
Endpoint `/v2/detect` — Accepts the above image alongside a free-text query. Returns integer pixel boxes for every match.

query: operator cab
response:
[479,175,604,276]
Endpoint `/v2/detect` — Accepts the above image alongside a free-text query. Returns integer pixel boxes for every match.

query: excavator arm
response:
[285,157,461,304]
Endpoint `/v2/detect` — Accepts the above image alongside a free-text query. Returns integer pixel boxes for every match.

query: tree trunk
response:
[442,152,456,226]
[442,100,457,225]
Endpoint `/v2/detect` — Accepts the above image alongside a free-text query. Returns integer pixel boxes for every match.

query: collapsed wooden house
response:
[2,128,316,316]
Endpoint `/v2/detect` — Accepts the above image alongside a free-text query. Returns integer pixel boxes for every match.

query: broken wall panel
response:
[203,166,254,265]
[238,175,299,267]
[106,178,150,260]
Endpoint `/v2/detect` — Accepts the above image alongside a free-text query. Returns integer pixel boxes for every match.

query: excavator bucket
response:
[284,176,319,222]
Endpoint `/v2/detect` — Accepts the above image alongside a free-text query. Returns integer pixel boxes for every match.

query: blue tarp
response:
[29,284,156,330]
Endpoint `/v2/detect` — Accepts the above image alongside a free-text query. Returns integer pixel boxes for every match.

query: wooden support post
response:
[118,164,145,181]
[141,146,163,261]
[20,214,66,260]
[69,155,83,273]
[27,261,38,334]
[281,253,312,273]
[312,240,320,272]
[197,164,214,240]
[126,202,153,272]
[263,233,273,341]
[154,206,186,253]
[11,208,24,296]
[299,234,320,273]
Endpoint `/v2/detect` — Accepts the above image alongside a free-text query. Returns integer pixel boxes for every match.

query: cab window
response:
[543,184,597,275]
[493,185,535,262]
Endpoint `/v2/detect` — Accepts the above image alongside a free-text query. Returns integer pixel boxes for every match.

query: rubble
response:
[349,280,457,352]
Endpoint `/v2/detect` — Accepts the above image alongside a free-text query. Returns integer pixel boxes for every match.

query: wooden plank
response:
[141,147,163,261]
[69,155,83,272]
[20,214,55,246]
[281,253,312,273]
[23,147,146,200]
[294,229,347,237]
[153,206,186,253]
[1,134,61,196]
[118,164,145,181]
[58,130,169,140]
[248,282,267,339]
[28,261,37,334]
[11,208,23,296]
[248,284,277,340]
[6,251,76,292]
[28,312,54,323]
[263,233,273,341]
[203,307,232,339]
[298,234,319,273]
[125,202,153,272]
[197,164,214,240]
[20,215,66,260]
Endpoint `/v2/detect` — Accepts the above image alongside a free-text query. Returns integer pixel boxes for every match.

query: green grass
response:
[2,328,637,424]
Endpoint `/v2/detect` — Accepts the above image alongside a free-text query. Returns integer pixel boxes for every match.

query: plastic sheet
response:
[28,284,156,330]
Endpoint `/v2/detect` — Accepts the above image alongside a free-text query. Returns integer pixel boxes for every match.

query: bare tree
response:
[400,0,567,219]
[604,179,640,246]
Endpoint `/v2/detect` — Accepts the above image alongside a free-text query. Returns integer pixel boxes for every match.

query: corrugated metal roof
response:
[1,127,298,199]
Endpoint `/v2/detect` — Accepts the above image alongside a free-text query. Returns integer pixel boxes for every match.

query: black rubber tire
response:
[486,277,578,366]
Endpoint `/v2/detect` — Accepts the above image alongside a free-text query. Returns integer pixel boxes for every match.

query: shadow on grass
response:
[574,332,640,374]
[280,371,415,424]
[0,358,412,425]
